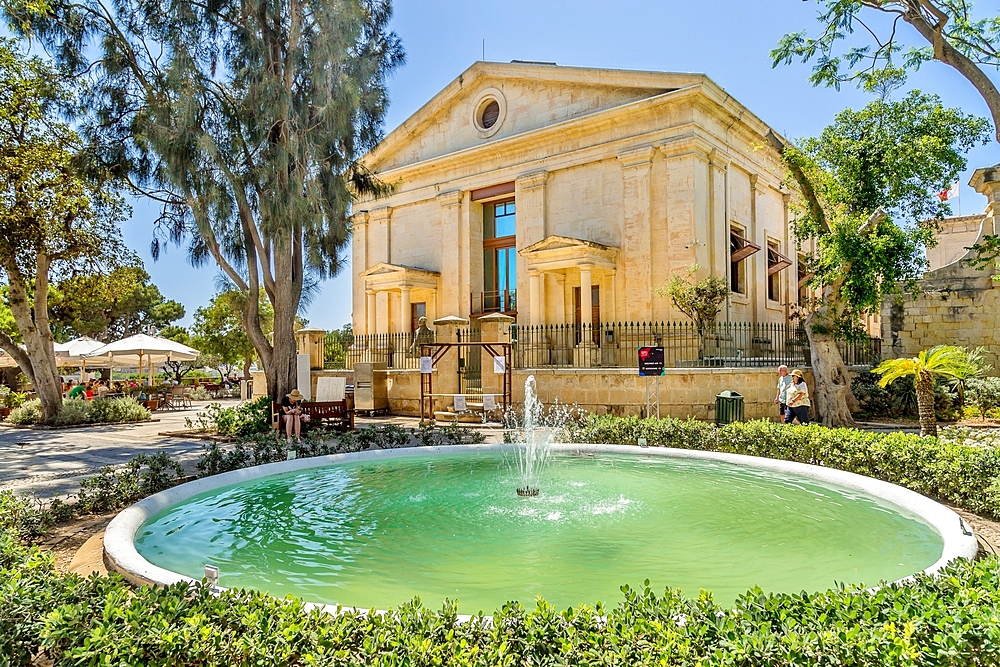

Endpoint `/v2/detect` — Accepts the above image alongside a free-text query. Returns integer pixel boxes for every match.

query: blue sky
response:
[120,0,998,329]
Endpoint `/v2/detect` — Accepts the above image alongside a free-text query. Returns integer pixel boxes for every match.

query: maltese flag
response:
[938,180,959,201]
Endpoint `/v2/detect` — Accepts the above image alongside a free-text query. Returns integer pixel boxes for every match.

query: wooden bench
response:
[272,400,354,434]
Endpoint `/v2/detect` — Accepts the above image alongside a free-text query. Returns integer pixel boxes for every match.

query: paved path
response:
[0,400,227,500]
[0,403,506,501]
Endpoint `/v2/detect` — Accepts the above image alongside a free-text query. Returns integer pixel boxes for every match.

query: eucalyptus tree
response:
[768,82,989,426]
[5,0,404,401]
[0,40,128,421]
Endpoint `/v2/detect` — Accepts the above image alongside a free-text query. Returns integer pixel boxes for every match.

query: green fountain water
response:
[135,450,943,612]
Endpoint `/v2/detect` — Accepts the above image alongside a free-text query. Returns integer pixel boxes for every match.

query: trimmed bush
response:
[51,398,92,426]
[7,398,42,425]
[567,415,1000,519]
[3,519,1000,666]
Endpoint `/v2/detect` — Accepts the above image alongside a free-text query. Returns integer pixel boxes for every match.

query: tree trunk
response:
[268,278,299,403]
[915,370,937,437]
[804,317,857,428]
[4,270,63,422]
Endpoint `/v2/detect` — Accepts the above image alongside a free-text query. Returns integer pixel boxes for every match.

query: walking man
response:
[774,365,792,422]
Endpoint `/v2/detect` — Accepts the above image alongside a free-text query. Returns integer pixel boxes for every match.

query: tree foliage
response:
[873,344,983,435]
[48,263,184,342]
[772,1,1000,141]
[770,83,989,426]
[192,290,273,379]
[0,39,127,420]
[653,265,728,329]
[4,0,404,402]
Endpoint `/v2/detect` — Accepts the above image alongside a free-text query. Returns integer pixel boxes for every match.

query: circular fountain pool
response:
[106,445,977,613]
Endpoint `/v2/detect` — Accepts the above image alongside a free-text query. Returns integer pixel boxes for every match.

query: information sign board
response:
[638,346,665,376]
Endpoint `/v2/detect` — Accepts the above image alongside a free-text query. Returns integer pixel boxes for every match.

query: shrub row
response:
[4,519,1000,666]
[7,396,151,426]
[566,415,1000,519]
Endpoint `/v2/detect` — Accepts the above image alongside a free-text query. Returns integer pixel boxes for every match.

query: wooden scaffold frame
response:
[419,341,513,421]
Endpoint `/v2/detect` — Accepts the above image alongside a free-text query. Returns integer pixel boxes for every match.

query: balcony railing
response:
[471,290,517,316]
[509,321,882,370]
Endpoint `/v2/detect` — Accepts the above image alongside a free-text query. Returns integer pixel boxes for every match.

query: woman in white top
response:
[783,369,811,425]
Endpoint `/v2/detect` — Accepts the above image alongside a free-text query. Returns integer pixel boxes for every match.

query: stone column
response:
[351,211,368,334]
[574,265,598,366]
[431,315,469,415]
[529,272,542,326]
[399,288,411,334]
[579,266,593,326]
[375,291,389,335]
[437,191,464,320]
[972,164,1000,236]
[365,291,376,339]
[617,147,655,322]
[516,171,548,325]
[295,327,326,370]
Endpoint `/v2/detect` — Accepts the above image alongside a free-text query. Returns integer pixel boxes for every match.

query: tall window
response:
[484,199,516,312]
[410,302,426,333]
[730,225,759,295]
[766,240,788,303]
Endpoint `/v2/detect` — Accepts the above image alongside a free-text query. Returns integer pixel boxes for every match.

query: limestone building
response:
[351,61,803,335]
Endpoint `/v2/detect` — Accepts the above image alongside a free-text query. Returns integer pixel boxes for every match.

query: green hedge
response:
[3,523,1000,666]
[566,416,1000,519]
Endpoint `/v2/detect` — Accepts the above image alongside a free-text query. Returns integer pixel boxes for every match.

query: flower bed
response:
[6,396,151,427]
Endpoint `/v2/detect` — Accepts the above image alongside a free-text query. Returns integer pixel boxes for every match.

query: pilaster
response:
[516,170,548,325]
[617,146,655,322]
[437,191,464,321]
[368,206,391,266]
[351,211,369,334]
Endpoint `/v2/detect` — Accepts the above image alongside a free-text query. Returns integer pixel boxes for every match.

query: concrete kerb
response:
[103,443,980,621]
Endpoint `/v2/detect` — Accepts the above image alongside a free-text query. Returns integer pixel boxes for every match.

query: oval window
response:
[479,99,500,129]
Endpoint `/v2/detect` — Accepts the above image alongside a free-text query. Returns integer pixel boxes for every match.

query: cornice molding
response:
[436,190,463,208]
[516,170,549,191]
[617,145,656,169]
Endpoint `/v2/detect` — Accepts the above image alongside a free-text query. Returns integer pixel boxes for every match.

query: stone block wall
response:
[883,267,1000,371]
[384,366,810,422]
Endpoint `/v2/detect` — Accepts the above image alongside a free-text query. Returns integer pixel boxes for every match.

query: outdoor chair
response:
[170,385,191,410]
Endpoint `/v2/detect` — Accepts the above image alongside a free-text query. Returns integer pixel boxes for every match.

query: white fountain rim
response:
[103,443,980,622]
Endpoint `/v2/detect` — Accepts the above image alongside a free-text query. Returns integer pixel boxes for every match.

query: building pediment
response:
[519,235,619,273]
[365,61,705,174]
[360,263,440,291]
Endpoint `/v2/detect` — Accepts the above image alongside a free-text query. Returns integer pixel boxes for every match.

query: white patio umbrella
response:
[54,337,109,381]
[84,334,201,384]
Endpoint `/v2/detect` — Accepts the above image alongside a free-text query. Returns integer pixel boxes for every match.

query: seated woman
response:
[280,389,311,445]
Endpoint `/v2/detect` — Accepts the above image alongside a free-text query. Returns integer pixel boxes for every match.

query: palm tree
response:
[873,346,980,437]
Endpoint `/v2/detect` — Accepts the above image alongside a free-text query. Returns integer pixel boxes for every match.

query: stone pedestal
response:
[295,327,326,370]
[479,313,514,418]
[431,316,468,414]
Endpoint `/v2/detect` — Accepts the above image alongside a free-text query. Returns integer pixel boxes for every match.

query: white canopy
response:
[84,333,201,365]
[54,337,108,366]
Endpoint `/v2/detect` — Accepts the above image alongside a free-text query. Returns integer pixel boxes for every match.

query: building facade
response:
[351,61,806,337]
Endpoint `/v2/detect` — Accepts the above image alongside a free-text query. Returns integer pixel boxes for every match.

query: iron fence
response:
[323,322,881,372]
[510,321,881,370]
[324,331,435,370]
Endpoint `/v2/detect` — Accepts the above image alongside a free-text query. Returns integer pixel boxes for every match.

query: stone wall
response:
[385,366,811,422]
[881,165,1000,371]
[883,268,1000,370]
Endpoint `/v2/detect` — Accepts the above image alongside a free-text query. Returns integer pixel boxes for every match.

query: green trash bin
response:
[715,390,744,426]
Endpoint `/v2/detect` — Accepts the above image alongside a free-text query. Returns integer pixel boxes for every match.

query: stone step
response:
[433,411,484,423]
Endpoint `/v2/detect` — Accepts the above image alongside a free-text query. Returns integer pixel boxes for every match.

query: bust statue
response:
[408,317,435,355]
